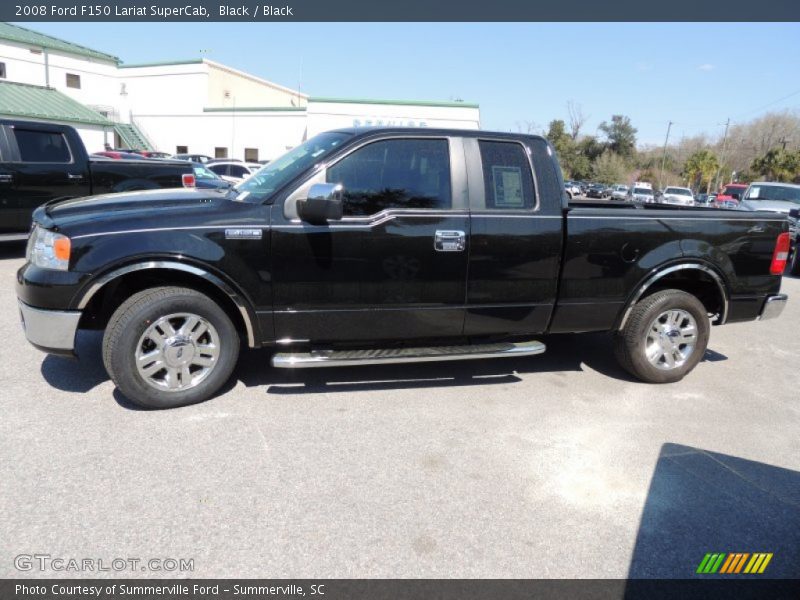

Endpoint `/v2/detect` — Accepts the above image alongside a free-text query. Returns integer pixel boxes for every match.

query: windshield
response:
[634,187,653,195]
[665,187,692,196]
[745,185,800,204]
[235,132,351,202]
[193,165,218,179]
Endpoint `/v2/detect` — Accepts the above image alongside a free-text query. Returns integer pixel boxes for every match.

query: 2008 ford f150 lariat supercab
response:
[1,119,193,239]
[16,127,790,408]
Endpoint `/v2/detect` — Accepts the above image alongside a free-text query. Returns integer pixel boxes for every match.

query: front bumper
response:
[758,294,788,321]
[18,300,81,355]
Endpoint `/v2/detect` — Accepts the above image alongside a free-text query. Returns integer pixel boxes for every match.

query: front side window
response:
[478,140,536,210]
[229,165,249,178]
[745,185,800,204]
[66,73,81,89]
[14,130,71,163]
[327,138,451,217]
[209,164,228,176]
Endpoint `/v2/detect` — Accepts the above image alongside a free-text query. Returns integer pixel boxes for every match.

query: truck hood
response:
[38,188,236,228]
[740,200,798,214]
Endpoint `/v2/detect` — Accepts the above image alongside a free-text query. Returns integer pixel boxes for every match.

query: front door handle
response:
[67,173,84,180]
[434,230,466,252]
[0,174,12,184]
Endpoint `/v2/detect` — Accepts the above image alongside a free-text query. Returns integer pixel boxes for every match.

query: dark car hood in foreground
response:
[37,188,236,229]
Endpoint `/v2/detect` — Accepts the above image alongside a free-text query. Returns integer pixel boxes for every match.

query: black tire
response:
[103,286,240,409]
[788,243,800,276]
[613,289,710,384]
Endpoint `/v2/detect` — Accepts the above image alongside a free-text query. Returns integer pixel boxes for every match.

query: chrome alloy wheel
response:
[644,309,698,370]
[135,313,220,391]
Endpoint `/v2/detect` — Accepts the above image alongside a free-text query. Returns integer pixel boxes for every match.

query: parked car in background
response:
[660,186,695,206]
[191,162,233,190]
[628,182,655,203]
[564,180,581,199]
[715,183,747,208]
[610,184,629,200]
[206,160,254,183]
[174,153,213,163]
[0,119,194,239]
[92,151,147,160]
[694,193,718,207]
[738,182,800,275]
[133,150,173,159]
[586,183,609,199]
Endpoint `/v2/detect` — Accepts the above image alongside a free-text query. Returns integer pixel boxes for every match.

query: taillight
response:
[182,173,196,188]
[770,232,791,275]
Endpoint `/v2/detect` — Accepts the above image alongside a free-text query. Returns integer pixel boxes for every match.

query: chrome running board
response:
[271,340,546,369]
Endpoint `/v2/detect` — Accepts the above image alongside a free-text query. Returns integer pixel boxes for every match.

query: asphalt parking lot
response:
[1,240,799,579]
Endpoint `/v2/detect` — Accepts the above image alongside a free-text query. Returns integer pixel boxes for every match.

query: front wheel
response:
[614,289,710,384]
[102,286,240,409]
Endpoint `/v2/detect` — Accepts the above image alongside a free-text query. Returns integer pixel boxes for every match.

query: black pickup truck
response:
[0,119,193,239]
[16,127,790,408]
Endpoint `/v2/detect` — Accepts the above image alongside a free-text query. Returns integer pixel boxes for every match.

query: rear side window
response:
[14,129,71,163]
[478,140,536,210]
[327,138,451,216]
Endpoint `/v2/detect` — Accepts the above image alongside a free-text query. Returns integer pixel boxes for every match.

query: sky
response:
[22,21,800,146]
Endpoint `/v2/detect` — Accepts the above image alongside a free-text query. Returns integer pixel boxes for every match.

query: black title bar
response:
[4,0,800,21]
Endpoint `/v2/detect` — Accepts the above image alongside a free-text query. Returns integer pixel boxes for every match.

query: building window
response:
[0,62,6,79]
[176,146,188,154]
[214,147,228,159]
[66,73,81,89]
[244,148,258,162]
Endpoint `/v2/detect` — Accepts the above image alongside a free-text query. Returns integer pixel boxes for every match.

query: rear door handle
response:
[67,173,84,180]
[434,230,466,252]
[0,174,12,183]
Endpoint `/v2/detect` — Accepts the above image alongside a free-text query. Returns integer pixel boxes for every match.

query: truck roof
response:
[328,126,548,143]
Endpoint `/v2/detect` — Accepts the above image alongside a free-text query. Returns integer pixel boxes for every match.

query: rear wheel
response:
[788,243,800,276]
[102,286,240,409]
[614,289,710,383]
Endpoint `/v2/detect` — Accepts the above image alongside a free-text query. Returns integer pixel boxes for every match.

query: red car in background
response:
[715,183,748,208]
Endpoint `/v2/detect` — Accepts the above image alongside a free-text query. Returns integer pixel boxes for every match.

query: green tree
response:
[598,115,638,158]
[592,151,628,184]
[683,149,720,193]
[546,119,582,179]
[750,148,800,182]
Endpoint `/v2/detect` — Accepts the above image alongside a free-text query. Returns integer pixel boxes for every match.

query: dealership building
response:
[0,23,481,161]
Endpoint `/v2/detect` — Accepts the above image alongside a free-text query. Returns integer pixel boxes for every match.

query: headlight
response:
[26,226,71,271]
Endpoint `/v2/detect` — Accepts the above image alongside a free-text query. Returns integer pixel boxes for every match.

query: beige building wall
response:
[206,61,307,109]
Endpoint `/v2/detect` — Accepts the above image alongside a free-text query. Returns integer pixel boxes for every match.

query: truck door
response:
[270,135,470,343]
[2,124,90,232]
[464,136,563,335]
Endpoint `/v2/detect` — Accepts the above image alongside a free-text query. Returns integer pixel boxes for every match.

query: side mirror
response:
[297,183,344,224]
[789,208,800,219]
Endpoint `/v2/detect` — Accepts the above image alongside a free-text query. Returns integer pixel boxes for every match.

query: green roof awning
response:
[0,81,111,126]
[0,22,118,63]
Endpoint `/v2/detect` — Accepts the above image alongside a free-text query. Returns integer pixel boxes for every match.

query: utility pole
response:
[659,121,673,191]
[714,118,731,192]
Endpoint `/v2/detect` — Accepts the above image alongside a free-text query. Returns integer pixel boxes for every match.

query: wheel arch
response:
[75,261,259,347]
[616,262,729,330]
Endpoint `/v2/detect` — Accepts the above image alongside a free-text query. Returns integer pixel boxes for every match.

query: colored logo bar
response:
[696,552,773,574]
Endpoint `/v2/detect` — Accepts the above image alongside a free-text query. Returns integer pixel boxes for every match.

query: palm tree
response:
[683,150,720,193]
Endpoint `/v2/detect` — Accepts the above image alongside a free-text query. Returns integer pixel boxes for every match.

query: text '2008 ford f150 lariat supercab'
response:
[16,127,790,409]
